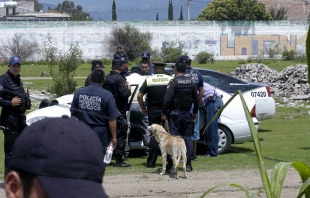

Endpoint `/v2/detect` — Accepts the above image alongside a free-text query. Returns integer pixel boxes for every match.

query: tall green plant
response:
[44,34,83,96]
[201,91,310,197]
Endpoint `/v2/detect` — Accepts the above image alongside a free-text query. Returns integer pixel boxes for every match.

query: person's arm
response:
[161,80,175,119]
[192,84,199,114]
[137,92,147,115]
[118,77,131,99]
[108,119,117,146]
[199,86,203,105]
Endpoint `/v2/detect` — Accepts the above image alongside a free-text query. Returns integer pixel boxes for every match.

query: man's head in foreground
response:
[5,117,108,198]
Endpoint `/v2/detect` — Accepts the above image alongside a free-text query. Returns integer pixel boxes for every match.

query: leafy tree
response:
[156,12,158,20]
[44,34,83,96]
[14,0,43,12]
[112,0,117,21]
[160,42,185,62]
[0,33,39,60]
[269,6,287,20]
[168,0,173,20]
[107,24,152,61]
[196,0,272,21]
[53,0,92,21]
[179,6,184,20]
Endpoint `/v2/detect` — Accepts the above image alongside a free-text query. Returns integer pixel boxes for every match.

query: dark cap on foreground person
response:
[152,61,166,67]
[91,59,104,71]
[178,55,192,63]
[9,117,108,198]
[9,56,22,66]
[112,59,123,66]
[141,51,151,59]
[121,57,128,63]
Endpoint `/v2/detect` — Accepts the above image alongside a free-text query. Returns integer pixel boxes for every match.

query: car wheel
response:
[217,125,232,155]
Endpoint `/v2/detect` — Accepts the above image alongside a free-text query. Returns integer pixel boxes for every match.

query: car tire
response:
[217,124,232,155]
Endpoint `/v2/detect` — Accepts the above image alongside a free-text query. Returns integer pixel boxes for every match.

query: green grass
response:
[102,105,310,176]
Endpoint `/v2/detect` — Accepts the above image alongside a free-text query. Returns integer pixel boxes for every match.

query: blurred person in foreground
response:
[5,117,108,198]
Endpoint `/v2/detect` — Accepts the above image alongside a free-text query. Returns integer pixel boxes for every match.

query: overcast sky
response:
[37,0,210,21]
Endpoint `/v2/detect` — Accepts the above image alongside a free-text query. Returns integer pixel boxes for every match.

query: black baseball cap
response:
[141,51,151,59]
[10,117,108,198]
[121,57,128,63]
[152,61,166,67]
[179,55,191,63]
[112,59,123,66]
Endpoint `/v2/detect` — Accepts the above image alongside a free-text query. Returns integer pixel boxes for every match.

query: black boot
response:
[115,154,131,167]
[186,158,193,172]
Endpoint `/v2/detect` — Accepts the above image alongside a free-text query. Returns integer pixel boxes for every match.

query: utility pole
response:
[187,0,192,21]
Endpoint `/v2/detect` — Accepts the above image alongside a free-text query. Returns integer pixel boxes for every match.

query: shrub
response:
[195,51,214,64]
[282,50,297,60]
[107,24,152,61]
[160,42,185,63]
[267,48,280,58]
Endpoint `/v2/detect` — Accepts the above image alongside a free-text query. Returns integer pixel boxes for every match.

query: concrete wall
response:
[0,21,308,60]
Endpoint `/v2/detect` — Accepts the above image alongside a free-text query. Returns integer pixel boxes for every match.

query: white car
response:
[26,80,258,154]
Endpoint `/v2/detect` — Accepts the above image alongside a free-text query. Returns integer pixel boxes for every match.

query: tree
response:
[179,6,184,20]
[196,0,272,21]
[44,34,83,96]
[168,0,173,20]
[107,24,152,61]
[14,0,43,12]
[112,0,117,21]
[156,12,159,20]
[0,33,39,60]
[269,6,287,20]
[54,0,92,21]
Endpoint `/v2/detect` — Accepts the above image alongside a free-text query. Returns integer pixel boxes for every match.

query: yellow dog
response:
[148,124,188,179]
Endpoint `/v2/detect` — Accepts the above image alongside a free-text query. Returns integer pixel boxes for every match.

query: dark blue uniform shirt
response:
[185,66,204,91]
[70,83,120,127]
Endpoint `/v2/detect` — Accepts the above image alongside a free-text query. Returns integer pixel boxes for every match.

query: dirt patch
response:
[103,168,302,198]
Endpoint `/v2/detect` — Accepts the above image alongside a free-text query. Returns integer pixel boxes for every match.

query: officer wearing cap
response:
[103,59,132,167]
[71,69,119,171]
[5,117,109,198]
[137,61,173,168]
[0,55,31,176]
[179,55,204,161]
[120,57,131,78]
[85,60,104,86]
[135,51,154,75]
[114,46,128,60]
[161,61,199,172]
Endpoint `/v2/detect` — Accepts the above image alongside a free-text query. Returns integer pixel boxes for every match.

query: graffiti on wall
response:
[220,34,298,56]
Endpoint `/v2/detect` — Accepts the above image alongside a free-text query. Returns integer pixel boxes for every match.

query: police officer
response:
[103,59,132,167]
[135,51,154,75]
[201,82,223,157]
[0,56,31,176]
[120,57,131,78]
[85,60,104,86]
[161,61,199,172]
[137,61,173,168]
[180,55,204,161]
[114,46,128,60]
[70,69,119,173]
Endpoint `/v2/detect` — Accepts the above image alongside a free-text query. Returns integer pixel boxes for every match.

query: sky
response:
[37,0,211,21]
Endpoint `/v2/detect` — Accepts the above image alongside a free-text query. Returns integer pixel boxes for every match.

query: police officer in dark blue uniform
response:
[161,61,199,172]
[103,59,132,167]
[85,60,104,87]
[135,51,154,75]
[0,56,31,176]
[137,61,173,168]
[120,57,131,78]
[114,46,128,60]
[70,69,119,171]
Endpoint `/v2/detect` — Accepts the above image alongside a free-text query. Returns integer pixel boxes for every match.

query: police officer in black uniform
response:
[137,61,173,168]
[0,56,31,176]
[161,61,199,172]
[114,46,128,60]
[85,60,104,87]
[70,68,119,174]
[120,57,131,78]
[103,59,132,167]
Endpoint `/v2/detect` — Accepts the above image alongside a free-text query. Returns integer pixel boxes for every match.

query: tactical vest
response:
[146,74,172,109]
[2,73,30,114]
[172,78,193,111]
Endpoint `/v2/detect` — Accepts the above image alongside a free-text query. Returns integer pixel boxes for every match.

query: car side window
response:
[202,75,220,87]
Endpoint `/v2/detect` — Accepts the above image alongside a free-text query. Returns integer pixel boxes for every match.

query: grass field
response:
[0,59,308,178]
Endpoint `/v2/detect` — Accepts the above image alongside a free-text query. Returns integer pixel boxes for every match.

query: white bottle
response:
[103,142,114,164]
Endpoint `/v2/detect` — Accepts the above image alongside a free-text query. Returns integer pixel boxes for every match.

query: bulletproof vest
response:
[172,78,193,110]
[2,73,30,113]
[146,74,172,108]
[102,74,121,112]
